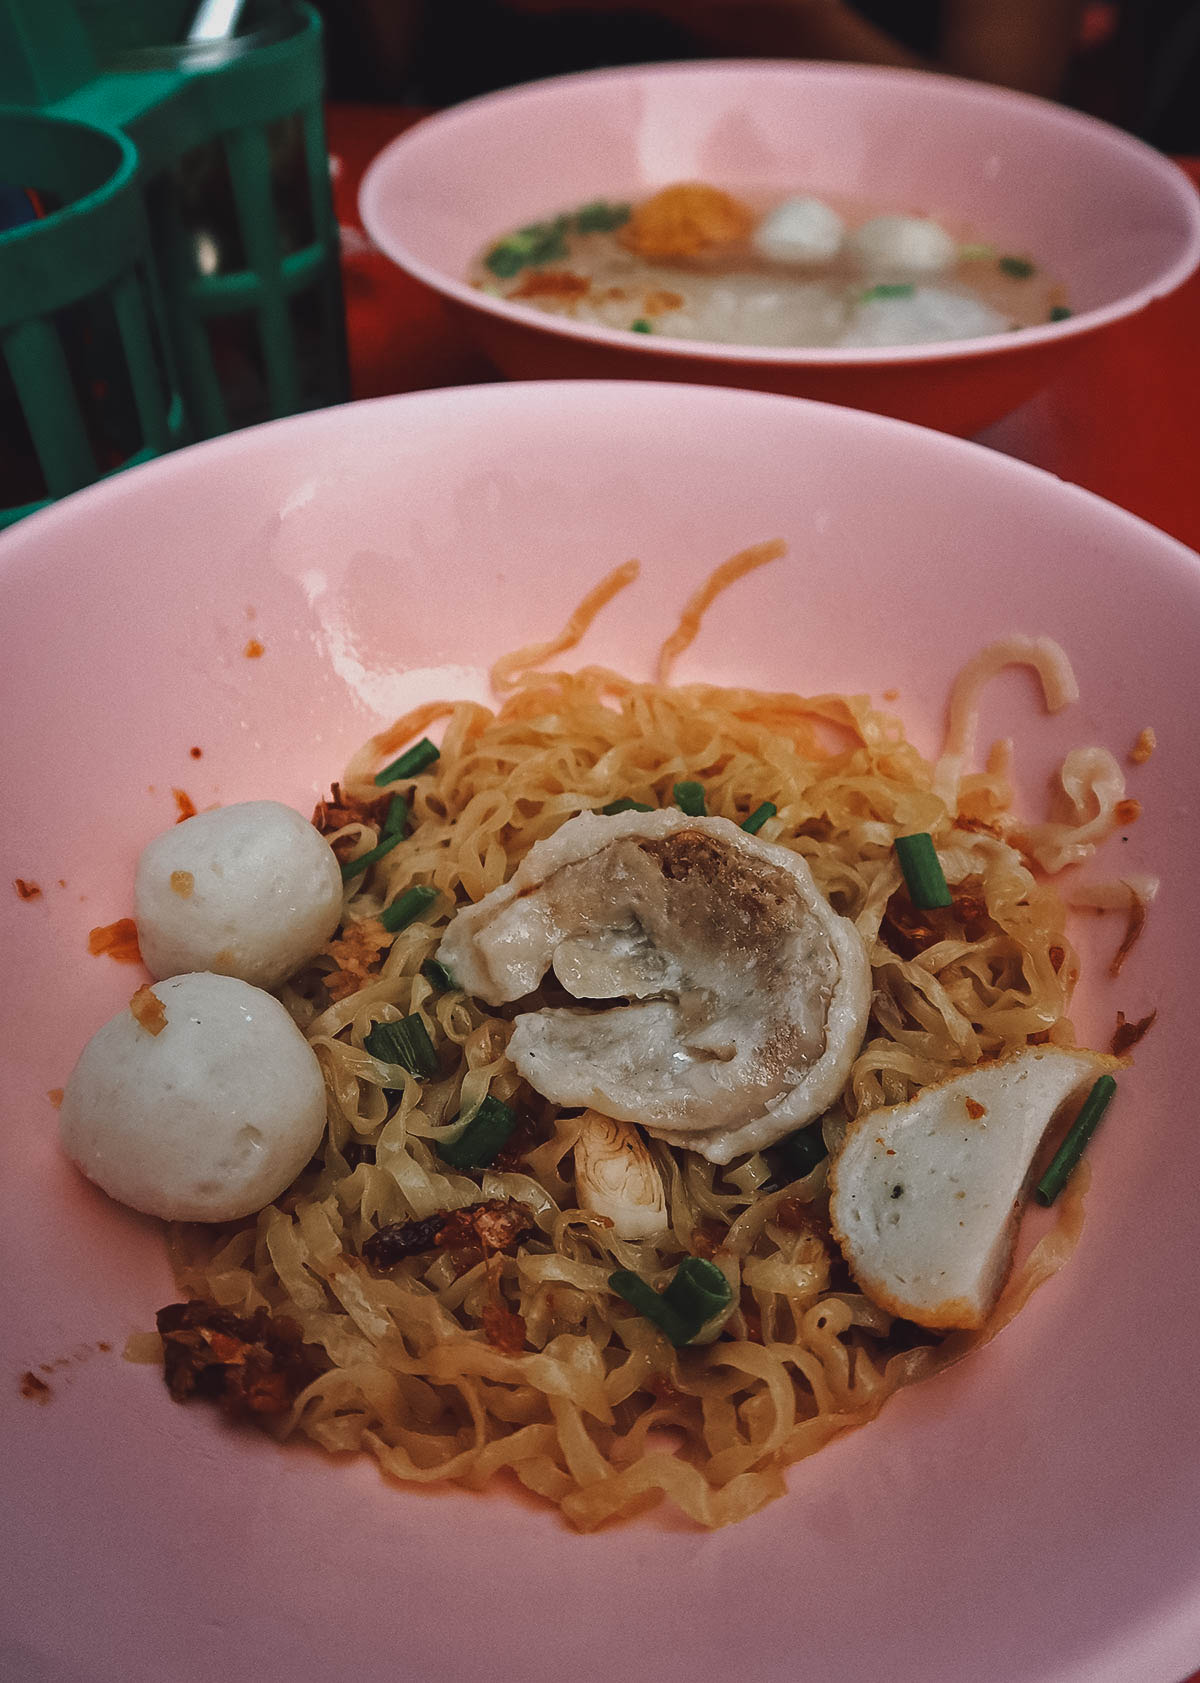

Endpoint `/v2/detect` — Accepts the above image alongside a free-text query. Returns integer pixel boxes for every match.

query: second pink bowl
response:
[360,61,1200,435]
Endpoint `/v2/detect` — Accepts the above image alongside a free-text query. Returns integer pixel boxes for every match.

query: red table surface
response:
[328,102,1200,556]
[328,102,1200,1683]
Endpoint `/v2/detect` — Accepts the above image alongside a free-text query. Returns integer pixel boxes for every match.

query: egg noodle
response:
[164,542,1128,1530]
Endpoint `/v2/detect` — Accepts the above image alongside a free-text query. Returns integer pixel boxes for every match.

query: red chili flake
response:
[1048,945,1066,973]
[14,878,41,901]
[364,1199,534,1269]
[490,1109,545,1172]
[87,918,142,964]
[1110,887,1148,978]
[964,1097,987,1120]
[311,781,391,843]
[173,788,197,823]
[130,984,167,1036]
[1114,798,1142,827]
[690,1220,727,1259]
[19,1371,51,1403]
[156,1301,328,1421]
[47,1089,63,1108]
[244,638,264,659]
[1111,1009,1157,1056]
[510,269,591,301]
[882,878,993,960]
[189,746,203,760]
[481,1302,527,1355]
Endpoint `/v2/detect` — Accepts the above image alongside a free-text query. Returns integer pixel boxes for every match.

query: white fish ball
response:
[849,215,958,277]
[752,197,845,265]
[59,972,327,1222]
[839,285,1009,348]
[134,800,343,990]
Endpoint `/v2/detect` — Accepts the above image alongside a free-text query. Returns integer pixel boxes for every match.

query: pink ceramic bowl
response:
[2,382,1199,1683]
[360,61,1200,436]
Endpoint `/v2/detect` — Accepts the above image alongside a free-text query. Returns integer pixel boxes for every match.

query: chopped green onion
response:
[381,794,408,838]
[485,218,569,277]
[380,883,438,933]
[1049,304,1072,322]
[673,781,706,816]
[775,1122,827,1181]
[609,1256,733,1347]
[998,255,1036,279]
[863,283,915,301]
[958,242,996,261]
[438,1095,518,1169]
[364,1013,439,1080]
[601,797,653,815]
[1035,1075,1117,1205]
[421,957,457,992]
[340,795,408,882]
[484,243,527,279]
[894,832,952,909]
[742,801,777,835]
[631,318,653,333]
[575,199,631,234]
[374,737,440,787]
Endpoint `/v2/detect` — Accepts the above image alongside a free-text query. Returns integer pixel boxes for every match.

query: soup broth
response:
[470,185,1068,350]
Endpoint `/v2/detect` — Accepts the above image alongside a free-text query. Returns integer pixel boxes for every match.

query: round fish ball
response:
[59,972,327,1222]
[752,197,846,265]
[838,286,1009,348]
[849,215,958,278]
[134,800,343,990]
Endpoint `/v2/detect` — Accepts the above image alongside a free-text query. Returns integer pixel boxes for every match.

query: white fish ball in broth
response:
[58,972,327,1222]
[839,286,1010,347]
[752,196,846,265]
[134,800,342,989]
[849,215,958,277]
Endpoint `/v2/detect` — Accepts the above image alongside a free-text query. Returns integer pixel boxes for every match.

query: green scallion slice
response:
[631,318,653,333]
[1050,304,1072,322]
[340,795,408,882]
[609,1256,733,1347]
[364,1013,439,1080]
[421,957,457,992]
[484,243,526,279]
[575,200,631,234]
[742,801,776,835]
[673,781,706,816]
[374,738,440,787]
[775,1122,827,1181]
[438,1095,518,1169]
[999,255,1036,279]
[863,283,915,300]
[601,797,653,815]
[381,794,408,838]
[894,832,953,909]
[380,883,438,933]
[1035,1075,1117,1205]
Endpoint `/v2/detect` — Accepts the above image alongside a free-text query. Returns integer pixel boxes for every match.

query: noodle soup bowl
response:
[360,60,1200,436]
[2,382,1199,1683]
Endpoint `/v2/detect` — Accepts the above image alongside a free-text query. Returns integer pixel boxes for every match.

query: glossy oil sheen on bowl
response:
[2,382,1200,1683]
[360,62,1200,435]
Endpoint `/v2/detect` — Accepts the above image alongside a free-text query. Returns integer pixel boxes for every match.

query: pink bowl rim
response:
[359,58,1200,370]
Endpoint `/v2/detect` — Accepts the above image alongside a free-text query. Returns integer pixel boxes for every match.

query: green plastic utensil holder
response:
[0,108,188,526]
[0,0,348,527]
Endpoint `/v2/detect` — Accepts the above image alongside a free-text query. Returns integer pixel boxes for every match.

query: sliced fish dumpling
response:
[437,808,871,1165]
[828,1046,1120,1330]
